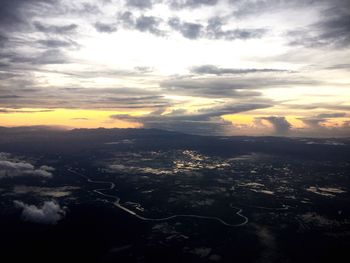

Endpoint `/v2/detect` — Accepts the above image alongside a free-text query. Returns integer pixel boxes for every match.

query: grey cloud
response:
[288,2,350,48]
[231,0,323,18]
[206,17,266,40]
[111,102,271,135]
[168,18,203,39]
[282,103,350,111]
[169,0,219,9]
[117,12,265,40]
[161,78,262,97]
[14,200,66,224]
[77,2,101,14]
[33,21,78,35]
[301,118,328,128]
[33,49,68,64]
[94,22,117,33]
[135,15,164,36]
[118,11,135,27]
[37,39,78,48]
[160,76,317,98]
[325,64,350,70]
[257,116,292,135]
[0,95,21,99]
[0,0,58,50]
[100,95,173,109]
[5,49,69,65]
[117,12,165,36]
[316,113,347,118]
[169,16,266,40]
[316,14,350,48]
[231,0,350,47]
[0,0,55,30]
[21,66,154,79]
[299,112,347,128]
[0,34,8,47]
[0,62,10,69]
[191,65,289,75]
[0,108,53,113]
[126,0,154,9]
[0,85,172,110]
[0,159,54,178]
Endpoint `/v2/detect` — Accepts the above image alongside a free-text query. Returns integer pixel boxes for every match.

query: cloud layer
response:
[0,0,349,136]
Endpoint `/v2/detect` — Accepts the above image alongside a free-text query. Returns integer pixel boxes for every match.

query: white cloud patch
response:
[0,152,54,178]
[14,200,66,224]
[0,160,54,178]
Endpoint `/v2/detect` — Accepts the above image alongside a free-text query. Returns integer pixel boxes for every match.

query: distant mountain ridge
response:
[0,126,349,161]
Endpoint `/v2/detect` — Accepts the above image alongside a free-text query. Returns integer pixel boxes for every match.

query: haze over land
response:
[0,0,349,137]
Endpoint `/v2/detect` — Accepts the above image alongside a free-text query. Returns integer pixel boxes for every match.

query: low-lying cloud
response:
[0,154,54,179]
[14,200,66,224]
[256,116,292,135]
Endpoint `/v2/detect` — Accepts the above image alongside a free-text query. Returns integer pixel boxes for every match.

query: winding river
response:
[68,169,248,227]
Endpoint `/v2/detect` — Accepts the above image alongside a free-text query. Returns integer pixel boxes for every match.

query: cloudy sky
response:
[0,0,349,137]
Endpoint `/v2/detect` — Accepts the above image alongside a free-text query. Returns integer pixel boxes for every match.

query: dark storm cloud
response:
[126,0,154,9]
[191,65,289,75]
[14,200,66,224]
[94,22,118,33]
[257,116,292,135]
[111,102,272,135]
[33,21,78,35]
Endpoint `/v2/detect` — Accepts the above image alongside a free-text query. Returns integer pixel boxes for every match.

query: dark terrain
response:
[0,127,349,262]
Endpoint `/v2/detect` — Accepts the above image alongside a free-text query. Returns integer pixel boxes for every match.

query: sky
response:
[0,0,349,137]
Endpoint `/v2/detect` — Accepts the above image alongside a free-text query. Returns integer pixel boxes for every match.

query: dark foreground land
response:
[0,127,350,262]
